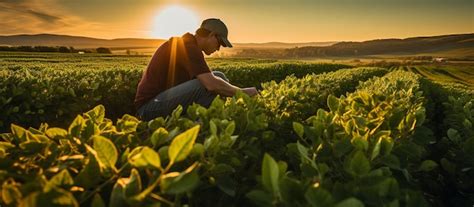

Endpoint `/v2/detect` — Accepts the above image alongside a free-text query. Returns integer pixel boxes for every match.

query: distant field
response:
[392,65,474,86]
[1,51,472,87]
[0,51,303,70]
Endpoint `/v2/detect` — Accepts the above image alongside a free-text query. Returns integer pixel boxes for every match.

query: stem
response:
[150,193,174,206]
[79,163,129,204]
[129,161,173,202]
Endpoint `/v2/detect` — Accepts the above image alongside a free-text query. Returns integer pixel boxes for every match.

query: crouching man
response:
[135,18,258,121]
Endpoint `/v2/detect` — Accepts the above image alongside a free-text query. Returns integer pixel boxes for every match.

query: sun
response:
[150,5,200,39]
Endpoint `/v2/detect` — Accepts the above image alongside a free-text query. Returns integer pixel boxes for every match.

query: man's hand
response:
[242,87,258,97]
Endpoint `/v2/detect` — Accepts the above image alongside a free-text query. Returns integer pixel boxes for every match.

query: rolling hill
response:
[0,34,336,49]
[0,34,166,49]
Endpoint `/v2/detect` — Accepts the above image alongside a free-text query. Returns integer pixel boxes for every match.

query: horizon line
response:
[1,32,473,44]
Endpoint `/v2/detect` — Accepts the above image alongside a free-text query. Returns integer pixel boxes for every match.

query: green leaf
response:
[279,177,305,205]
[403,112,414,129]
[380,154,400,170]
[216,175,237,196]
[46,128,68,140]
[148,118,165,130]
[262,130,275,142]
[68,115,84,138]
[91,194,106,207]
[210,163,235,176]
[204,135,218,152]
[293,122,305,138]
[393,142,422,161]
[158,146,169,162]
[379,136,394,156]
[353,116,367,128]
[463,137,474,154]
[225,121,236,136]
[120,148,130,165]
[11,124,28,142]
[389,108,405,129]
[45,169,74,192]
[371,137,382,160]
[296,141,310,161]
[69,88,76,97]
[210,120,218,135]
[351,136,368,152]
[278,161,288,176]
[334,138,353,157]
[160,163,199,194]
[305,187,334,207]
[246,190,273,206]
[334,197,364,207]
[128,147,161,169]
[109,178,128,207]
[20,187,79,207]
[327,95,339,112]
[74,153,103,189]
[81,119,98,139]
[116,115,139,132]
[172,105,183,118]
[168,125,200,164]
[85,105,105,123]
[19,141,47,154]
[0,141,15,152]
[359,91,371,105]
[150,127,169,147]
[447,128,460,143]
[262,153,280,196]
[419,160,438,172]
[93,135,118,171]
[190,143,205,157]
[124,168,142,197]
[2,179,22,205]
[463,119,472,129]
[348,151,370,176]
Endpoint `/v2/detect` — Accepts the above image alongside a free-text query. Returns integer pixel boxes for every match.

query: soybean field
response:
[0,52,473,207]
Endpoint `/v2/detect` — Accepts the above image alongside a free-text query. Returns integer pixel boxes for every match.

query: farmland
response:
[0,52,473,207]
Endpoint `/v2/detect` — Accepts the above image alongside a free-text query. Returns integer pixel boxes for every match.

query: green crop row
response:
[0,68,142,132]
[0,62,349,132]
[216,62,350,88]
[248,70,433,206]
[416,80,474,206]
[258,67,388,133]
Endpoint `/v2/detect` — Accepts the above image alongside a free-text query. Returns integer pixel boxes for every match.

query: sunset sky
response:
[0,0,472,43]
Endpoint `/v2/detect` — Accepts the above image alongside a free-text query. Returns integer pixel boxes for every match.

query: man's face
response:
[203,33,221,55]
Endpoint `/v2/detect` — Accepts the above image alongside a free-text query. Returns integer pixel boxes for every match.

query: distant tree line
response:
[0,46,112,54]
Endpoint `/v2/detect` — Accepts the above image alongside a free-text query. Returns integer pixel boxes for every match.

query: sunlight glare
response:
[151,5,200,39]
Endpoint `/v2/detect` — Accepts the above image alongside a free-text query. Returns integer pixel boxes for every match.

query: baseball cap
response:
[200,18,233,48]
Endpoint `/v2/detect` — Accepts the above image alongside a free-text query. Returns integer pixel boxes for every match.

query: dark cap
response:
[200,18,232,48]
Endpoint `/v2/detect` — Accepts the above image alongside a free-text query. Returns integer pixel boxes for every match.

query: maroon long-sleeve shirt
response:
[134,33,211,110]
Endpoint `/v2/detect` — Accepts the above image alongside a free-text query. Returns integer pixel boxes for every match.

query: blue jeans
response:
[137,71,228,121]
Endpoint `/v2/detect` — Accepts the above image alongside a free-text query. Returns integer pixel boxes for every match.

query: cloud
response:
[26,9,62,22]
[0,0,105,37]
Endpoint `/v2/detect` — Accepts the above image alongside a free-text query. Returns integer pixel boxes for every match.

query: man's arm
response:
[196,72,258,97]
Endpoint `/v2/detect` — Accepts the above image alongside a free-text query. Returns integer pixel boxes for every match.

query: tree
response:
[58,46,70,53]
[96,47,112,54]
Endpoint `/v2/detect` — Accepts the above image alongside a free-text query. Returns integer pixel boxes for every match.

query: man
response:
[135,18,258,121]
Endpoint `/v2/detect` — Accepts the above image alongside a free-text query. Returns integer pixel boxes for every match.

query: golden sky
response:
[0,0,472,43]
